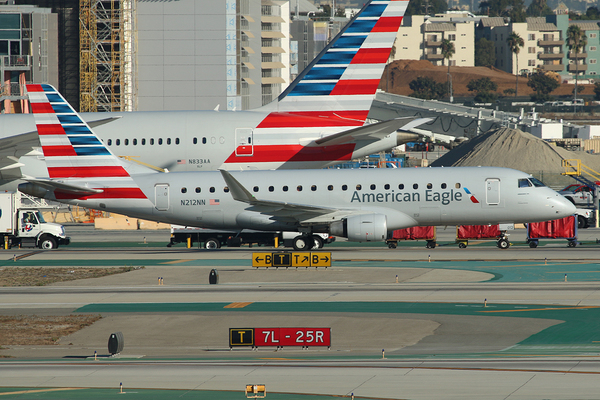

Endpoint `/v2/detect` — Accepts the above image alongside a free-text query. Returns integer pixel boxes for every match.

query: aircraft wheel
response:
[426,241,436,249]
[311,235,324,249]
[568,241,577,248]
[39,236,57,250]
[293,235,312,251]
[387,242,397,249]
[529,241,538,248]
[204,238,221,249]
[497,239,510,249]
[458,242,467,249]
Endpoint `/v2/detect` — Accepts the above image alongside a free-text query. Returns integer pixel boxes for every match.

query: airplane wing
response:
[220,170,364,225]
[0,131,42,181]
[313,117,432,146]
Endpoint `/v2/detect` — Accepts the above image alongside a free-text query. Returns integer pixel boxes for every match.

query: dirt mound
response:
[381,59,594,97]
[431,127,600,176]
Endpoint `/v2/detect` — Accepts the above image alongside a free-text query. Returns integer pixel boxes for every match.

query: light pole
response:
[447,73,453,103]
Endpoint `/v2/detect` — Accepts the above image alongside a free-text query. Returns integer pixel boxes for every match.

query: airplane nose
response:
[551,193,577,218]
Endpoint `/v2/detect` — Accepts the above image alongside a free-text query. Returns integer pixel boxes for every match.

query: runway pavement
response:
[2,227,600,399]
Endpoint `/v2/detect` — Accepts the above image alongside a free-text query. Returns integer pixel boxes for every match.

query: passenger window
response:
[150,139,154,145]
[356,184,362,190]
[311,185,317,191]
[398,184,404,190]
[176,138,180,145]
[413,184,418,189]
[441,183,447,189]
[158,138,163,145]
[202,137,207,144]
[142,138,146,145]
[133,139,137,145]
[210,187,215,193]
[124,139,129,146]
[384,184,390,190]
[195,187,201,193]
[269,186,274,192]
[107,139,112,145]
[253,186,259,192]
[193,137,197,145]
[427,183,432,189]
[342,185,347,191]
[283,186,288,192]
[181,188,187,193]
[297,185,303,192]
[455,183,461,189]
[167,138,171,145]
[370,184,376,190]
[116,139,120,146]
[328,185,333,191]
[224,187,229,193]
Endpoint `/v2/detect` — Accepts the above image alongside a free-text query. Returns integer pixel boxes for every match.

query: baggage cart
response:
[386,226,436,249]
[456,224,511,249]
[526,215,577,248]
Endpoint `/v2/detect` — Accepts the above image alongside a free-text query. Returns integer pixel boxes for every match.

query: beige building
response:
[393,14,475,67]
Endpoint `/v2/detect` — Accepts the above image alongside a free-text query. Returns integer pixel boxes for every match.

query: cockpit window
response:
[518,178,532,188]
[529,178,546,187]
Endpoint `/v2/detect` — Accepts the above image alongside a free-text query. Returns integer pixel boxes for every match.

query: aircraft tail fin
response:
[25,84,148,200]
[261,0,408,129]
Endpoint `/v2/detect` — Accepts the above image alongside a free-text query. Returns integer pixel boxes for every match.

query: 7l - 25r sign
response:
[230,328,331,348]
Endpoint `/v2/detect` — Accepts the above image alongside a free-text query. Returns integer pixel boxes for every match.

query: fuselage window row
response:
[179,183,462,195]
[106,138,181,146]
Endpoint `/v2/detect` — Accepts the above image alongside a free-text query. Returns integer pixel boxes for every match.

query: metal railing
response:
[1,55,31,68]
[0,83,26,99]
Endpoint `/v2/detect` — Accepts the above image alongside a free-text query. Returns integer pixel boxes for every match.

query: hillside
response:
[380,60,594,97]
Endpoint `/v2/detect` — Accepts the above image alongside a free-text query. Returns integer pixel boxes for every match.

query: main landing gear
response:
[292,235,324,251]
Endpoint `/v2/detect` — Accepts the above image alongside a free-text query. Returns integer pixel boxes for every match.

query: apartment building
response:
[478,14,600,79]
[394,14,476,67]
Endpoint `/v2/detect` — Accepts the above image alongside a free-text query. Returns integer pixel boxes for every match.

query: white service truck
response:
[0,192,70,249]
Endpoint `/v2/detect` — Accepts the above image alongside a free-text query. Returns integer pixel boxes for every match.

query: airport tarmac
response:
[2,227,600,399]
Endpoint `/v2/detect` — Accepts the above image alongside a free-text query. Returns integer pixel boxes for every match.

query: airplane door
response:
[155,184,170,211]
[235,128,253,156]
[486,179,500,205]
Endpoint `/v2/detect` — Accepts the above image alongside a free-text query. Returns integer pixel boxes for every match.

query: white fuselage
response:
[24,167,576,234]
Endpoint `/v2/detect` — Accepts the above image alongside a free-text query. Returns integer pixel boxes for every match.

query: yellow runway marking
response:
[224,302,253,308]
[0,388,84,396]
[480,306,600,313]
[160,259,195,264]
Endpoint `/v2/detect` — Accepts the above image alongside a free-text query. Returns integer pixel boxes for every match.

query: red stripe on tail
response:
[372,16,403,32]
[330,79,381,96]
[48,166,130,179]
[43,146,77,157]
[351,48,391,64]
[257,110,369,129]
[31,103,55,114]
[37,124,66,135]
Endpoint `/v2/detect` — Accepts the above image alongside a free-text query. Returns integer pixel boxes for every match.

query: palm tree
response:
[507,32,524,96]
[567,25,588,102]
[441,39,455,100]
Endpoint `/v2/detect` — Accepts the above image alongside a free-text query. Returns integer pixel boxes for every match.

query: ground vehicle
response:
[168,226,334,250]
[575,208,594,229]
[0,192,69,249]
[558,184,597,207]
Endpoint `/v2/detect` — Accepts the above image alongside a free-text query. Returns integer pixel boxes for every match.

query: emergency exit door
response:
[486,179,500,205]
[155,184,170,211]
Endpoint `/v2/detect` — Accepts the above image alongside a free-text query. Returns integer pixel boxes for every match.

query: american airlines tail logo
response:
[463,187,480,204]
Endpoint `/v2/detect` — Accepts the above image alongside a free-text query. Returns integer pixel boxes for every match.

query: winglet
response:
[219,170,257,204]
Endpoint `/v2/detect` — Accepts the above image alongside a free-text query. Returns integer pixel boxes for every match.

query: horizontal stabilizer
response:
[22,178,104,196]
[314,117,432,146]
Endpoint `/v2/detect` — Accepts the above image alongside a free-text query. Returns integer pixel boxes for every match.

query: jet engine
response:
[330,214,387,242]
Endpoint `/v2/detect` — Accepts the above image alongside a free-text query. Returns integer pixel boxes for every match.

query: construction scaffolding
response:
[79,0,135,112]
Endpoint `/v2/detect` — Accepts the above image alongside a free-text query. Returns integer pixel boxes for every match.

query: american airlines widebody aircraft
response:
[0,0,427,181]
[19,84,576,249]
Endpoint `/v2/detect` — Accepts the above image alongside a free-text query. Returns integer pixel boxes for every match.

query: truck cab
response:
[16,209,70,249]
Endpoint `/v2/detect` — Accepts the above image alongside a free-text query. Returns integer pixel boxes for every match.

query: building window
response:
[589,33,597,39]
[590,46,597,51]
[528,34,535,40]
[528,47,535,53]
[448,34,456,40]
[590,59,597,64]
[528,59,536,66]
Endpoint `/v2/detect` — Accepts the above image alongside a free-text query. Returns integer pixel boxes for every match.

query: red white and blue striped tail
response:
[25,84,147,200]
[261,0,408,130]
